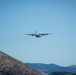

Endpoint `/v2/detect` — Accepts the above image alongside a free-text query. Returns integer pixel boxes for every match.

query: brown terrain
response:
[0,51,47,75]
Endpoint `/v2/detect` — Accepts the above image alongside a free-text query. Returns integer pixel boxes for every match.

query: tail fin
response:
[35,30,37,34]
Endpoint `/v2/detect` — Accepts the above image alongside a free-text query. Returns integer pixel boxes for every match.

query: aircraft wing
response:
[25,34,35,36]
[40,33,53,36]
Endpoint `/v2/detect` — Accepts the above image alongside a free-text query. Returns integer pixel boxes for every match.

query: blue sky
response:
[0,0,76,66]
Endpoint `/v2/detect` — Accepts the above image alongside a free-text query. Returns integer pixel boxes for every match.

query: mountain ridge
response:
[26,63,76,74]
[48,72,76,75]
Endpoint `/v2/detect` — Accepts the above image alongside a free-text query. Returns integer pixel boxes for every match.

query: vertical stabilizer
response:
[35,30,37,34]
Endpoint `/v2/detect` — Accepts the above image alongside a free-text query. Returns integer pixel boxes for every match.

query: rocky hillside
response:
[0,51,46,75]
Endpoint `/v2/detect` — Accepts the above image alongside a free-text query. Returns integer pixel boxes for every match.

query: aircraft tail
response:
[35,30,37,34]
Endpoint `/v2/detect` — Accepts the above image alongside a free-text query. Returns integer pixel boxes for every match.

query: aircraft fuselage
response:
[35,34,42,37]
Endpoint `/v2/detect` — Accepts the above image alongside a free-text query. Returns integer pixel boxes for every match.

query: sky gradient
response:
[0,0,76,66]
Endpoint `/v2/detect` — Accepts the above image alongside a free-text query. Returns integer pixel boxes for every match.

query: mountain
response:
[0,51,46,75]
[49,72,76,75]
[68,65,76,69]
[26,63,76,74]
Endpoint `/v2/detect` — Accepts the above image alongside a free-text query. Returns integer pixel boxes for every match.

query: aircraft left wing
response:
[40,33,53,36]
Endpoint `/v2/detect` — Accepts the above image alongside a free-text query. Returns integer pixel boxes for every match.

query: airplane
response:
[25,30,53,38]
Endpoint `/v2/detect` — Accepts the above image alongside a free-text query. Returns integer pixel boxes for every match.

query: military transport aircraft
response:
[25,30,53,38]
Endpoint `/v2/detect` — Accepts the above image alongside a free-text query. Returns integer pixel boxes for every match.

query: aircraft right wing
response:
[25,34,35,36]
[40,33,53,36]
